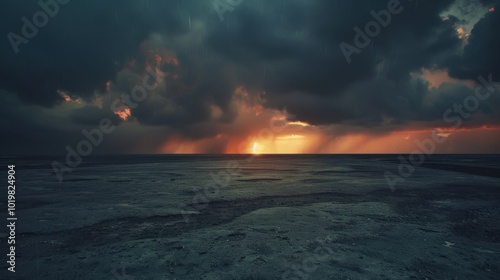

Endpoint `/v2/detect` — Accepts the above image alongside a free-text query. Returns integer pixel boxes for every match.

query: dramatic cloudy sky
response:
[1,0,499,155]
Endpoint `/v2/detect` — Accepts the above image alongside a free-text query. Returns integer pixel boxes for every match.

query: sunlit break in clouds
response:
[1,0,499,155]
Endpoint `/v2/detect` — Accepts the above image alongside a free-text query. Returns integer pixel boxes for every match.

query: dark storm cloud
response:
[0,0,201,106]
[202,0,477,126]
[447,9,500,80]
[129,60,239,128]
[0,90,88,154]
[1,0,499,154]
[479,0,498,6]
[70,105,122,126]
[0,90,174,155]
[212,0,458,85]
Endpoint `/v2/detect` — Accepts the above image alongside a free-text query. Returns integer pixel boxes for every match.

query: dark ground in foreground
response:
[0,155,499,279]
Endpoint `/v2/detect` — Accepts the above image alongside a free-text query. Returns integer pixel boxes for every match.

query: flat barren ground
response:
[1,155,499,279]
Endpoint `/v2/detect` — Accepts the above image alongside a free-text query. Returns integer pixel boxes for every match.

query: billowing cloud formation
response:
[0,0,499,155]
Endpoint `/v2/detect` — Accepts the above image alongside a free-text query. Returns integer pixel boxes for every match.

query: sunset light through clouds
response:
[0,0,499,155]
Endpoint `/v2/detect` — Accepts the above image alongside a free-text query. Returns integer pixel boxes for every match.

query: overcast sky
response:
[1,0,499,155]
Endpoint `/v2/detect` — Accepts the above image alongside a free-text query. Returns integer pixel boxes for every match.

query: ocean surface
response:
[0,155,499,279]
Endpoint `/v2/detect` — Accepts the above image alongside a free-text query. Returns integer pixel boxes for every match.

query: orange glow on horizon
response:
[155,79,500,155]
[157,125,500,154]
[251,141,260,154]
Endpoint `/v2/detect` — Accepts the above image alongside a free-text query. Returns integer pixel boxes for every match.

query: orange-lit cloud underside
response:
[65,47,497,155]
[155,82,500,154]
[158,126,500,154]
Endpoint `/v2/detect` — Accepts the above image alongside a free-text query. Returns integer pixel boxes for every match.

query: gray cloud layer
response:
[0,0,499,154]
